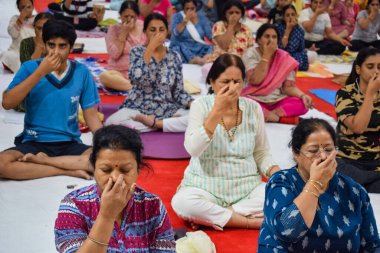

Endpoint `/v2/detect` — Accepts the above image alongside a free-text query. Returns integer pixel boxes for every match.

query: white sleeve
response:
[252,104,278,177]
[324,13,332,28]
[7,15,20,39]
[298,9,310,25]
[242,47,260,72]
[184,99,213,157]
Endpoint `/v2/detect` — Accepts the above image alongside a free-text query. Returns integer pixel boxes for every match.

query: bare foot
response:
[134,114,156,127]
[66,169,93,180]
[266,111,280,122]
[18,152,48,163]
[189,221,200,230]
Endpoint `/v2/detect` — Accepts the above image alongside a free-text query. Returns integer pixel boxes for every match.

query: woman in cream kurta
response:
[172,54,279,231]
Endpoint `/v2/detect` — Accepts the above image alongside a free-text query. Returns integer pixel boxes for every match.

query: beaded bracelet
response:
[304,189,319,198]
[87,236,109,247]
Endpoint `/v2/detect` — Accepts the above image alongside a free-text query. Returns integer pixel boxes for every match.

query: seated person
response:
[207,0,253,62]
[201,0,218,25]
[105,13,193,132]
[0,20,102,180]
[55,125,176,252]
[346,0,360,25]
[258,118,380,252]
[172,54,280,231]
[267,0,289,24]
[138,0,173,30]
[20,12,54,64]
[326,0,355,38]
[16,12,54,113]
[99,1,146,92]
[242,24,313,123]
[298,0,351,55]
[335,47,380,193]
[0,0,35,73]
[170,0,213,65]
[276,4,317,71]
[48,0,98,31]
[349,0,380,51]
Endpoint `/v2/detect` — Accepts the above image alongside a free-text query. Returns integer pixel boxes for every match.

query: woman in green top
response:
[20,12,54,64]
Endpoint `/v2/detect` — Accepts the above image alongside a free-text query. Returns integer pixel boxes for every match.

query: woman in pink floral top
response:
[208,0,253,62]
[100,1,146,91]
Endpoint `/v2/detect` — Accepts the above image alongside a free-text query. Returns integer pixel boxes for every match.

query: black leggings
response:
[337,158,380,193]
[349,39,380,52]
[305,39,345,55]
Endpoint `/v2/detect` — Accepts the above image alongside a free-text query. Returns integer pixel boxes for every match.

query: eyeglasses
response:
[299,146,338,157]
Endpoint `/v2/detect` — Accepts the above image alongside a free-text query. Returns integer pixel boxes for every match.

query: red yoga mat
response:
[296,77,341,119]
[138,159,260,253]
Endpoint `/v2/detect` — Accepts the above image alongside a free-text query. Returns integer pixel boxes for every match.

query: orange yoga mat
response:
[34,0,55,13]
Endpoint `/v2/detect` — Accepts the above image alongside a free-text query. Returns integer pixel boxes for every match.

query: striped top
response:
[55,184,176,253]
[181,95,277,206]
[62,0,93,18]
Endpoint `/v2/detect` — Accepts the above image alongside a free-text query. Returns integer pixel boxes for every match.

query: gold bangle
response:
[304,189,319,198]
[261,58,269,63]
[87,236,109,247]
[308,179,323,188]
[307,181,321,193]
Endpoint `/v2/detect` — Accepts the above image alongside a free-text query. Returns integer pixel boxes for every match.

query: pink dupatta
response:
[242,49,299,96]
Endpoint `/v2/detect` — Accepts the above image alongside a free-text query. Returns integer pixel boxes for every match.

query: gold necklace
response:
[221,106,240,142]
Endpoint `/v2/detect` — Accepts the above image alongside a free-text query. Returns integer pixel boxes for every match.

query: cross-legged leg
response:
[0,150,92,180]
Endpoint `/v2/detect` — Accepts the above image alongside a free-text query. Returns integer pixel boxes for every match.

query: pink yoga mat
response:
[140,131,190,159]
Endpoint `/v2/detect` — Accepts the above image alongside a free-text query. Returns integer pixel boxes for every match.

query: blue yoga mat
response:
[309,89,337,106]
